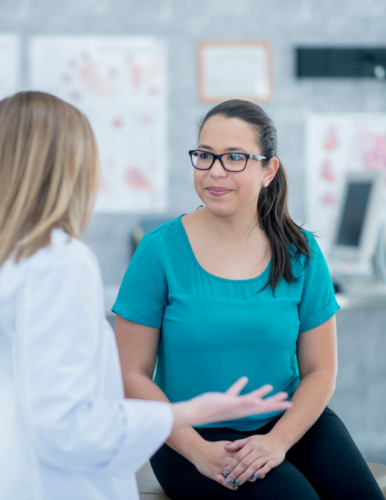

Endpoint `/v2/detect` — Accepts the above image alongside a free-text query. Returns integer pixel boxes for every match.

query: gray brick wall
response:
[2,0,386,283]
[1,0,386,464]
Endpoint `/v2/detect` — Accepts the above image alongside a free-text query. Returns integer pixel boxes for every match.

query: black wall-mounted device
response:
[296,47,386,79]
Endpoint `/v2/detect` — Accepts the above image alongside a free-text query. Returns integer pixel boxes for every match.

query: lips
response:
[206,186,232,197]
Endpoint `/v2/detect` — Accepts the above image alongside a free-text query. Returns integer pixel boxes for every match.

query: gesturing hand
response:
[173,377,291,429]
[222,433,287,487]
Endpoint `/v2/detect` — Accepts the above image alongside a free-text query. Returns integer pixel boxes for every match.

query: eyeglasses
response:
[189,150,267,173]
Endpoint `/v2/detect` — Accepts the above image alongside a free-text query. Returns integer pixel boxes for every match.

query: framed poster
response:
[30,36,167,214]
[305,113,386,254]
[198,41,273,103]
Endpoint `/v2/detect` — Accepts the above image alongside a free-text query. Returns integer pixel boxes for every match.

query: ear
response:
[262,157,280,187]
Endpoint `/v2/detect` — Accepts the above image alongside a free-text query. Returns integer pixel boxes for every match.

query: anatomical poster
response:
[30,36,168,213]
[306,114,386,254]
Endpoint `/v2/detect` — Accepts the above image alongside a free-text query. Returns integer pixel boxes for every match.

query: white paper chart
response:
[199,42,273,103]
[0,34,20,100]
[204,46,270,99]
[305,114,386,254]
[30,36,168,213]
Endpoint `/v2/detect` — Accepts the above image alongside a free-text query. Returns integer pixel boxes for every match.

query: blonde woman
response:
[0,92,291,500]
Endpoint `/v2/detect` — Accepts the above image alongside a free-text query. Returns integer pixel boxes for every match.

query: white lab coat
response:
[0,229,173,500]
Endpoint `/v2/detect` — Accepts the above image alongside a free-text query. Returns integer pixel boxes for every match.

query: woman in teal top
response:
[113,100,384,500]
[114,218,335,431]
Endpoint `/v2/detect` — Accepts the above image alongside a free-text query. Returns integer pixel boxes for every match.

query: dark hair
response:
[199,99,311,293]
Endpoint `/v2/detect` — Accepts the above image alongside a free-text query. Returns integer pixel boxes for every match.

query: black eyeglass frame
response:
[188,150,268,172]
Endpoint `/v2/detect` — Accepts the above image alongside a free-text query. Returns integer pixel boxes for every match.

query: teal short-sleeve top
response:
[112,216,340,431]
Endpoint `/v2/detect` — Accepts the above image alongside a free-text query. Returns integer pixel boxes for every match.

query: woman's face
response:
[194,115,277,218]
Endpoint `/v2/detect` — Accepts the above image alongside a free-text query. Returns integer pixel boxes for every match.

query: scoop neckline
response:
[178,215,272,284]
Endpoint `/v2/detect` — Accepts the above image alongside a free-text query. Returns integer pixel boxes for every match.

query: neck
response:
[200,202,262,243]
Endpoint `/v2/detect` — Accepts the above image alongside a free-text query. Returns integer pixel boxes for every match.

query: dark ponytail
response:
[199,99,311,293]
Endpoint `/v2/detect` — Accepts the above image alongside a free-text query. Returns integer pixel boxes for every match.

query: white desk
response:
[335,280,386,310]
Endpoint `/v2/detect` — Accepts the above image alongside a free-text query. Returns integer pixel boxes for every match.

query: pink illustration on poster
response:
[306,114,386,254]
[30,36,167,214]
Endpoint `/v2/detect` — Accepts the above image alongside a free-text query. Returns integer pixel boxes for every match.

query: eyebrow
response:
[198,144,248,153]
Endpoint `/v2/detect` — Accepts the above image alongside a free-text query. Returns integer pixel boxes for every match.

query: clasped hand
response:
[222,433,287,487]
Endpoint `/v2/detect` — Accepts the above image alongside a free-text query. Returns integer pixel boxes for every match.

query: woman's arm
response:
[223,316,337,485]
[115,315,291,491]
[264,315,337,449]
[115,315,213,463]
[18,253,174,476]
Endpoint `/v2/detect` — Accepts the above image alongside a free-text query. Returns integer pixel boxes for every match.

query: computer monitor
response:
[330,171,384,264]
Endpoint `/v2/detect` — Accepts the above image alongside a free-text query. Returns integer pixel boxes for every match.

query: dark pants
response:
[150,408,384,500]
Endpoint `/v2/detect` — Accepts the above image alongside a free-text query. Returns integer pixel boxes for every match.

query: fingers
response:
[226,377,249,397]
[265,391,290,403]
[244,384,273,400]
[256,461,275,477]
[226,381,291,415]
[226,455,267,486]
[217,381,291,424]
[260,392,292,412]
[250,390,288,407]
[265,391,289,402]
[224,438,248,451]
[226,382,289,407]
[237,389,290,416]
[249,460,275,482]
[223,445,256,479]
[216,474,239,491]
[231,457,275,487]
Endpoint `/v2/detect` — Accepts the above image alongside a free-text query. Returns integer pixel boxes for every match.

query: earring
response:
[264,183,269,187]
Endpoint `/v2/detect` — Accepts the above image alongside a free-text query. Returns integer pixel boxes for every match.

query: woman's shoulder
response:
[298,229,317,250]
[300,229,323,257]
[289,228,324,272]
[0,229,99,303]
[9,231,101,296]
[140,216,183,248]
[28,229,98,272]
[289,229,319,253]
[27,231,103,299]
